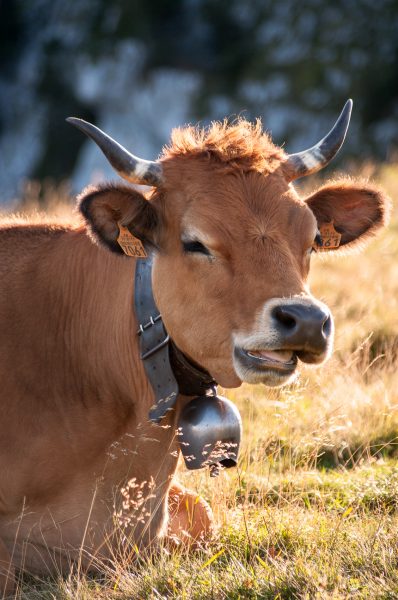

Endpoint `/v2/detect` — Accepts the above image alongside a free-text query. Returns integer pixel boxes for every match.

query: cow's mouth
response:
[233,346,298,386]
[245,348,297,370]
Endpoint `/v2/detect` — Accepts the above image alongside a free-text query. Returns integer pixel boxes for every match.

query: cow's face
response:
[76,114,389,389]
[151,163,330,388]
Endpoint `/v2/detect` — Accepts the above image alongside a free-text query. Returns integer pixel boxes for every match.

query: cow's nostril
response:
[322,315,332,337]
[272,306,297,330]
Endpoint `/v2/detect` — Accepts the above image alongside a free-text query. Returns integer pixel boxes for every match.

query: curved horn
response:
[66,118,163,187]
[284,99,353,181]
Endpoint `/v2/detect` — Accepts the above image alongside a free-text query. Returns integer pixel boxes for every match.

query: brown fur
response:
[161,118,285,173]
[0,117,390,592]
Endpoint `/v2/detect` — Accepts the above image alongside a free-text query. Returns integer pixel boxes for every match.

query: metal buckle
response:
[141,333,170,360]
[137,313,170,360]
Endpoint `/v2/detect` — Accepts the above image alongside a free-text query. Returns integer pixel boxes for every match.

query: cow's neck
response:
[40,230,156,428]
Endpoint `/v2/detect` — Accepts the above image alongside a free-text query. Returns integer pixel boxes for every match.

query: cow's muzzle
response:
[233,297,334,386]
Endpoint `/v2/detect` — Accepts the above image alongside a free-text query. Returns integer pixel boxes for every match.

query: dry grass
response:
[4,165,398,598]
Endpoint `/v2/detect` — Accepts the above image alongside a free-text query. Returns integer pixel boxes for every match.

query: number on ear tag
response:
[117,224,147,258]
[314,221,341,251]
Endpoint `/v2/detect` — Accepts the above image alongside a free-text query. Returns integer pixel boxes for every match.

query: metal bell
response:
[177,395,242,476]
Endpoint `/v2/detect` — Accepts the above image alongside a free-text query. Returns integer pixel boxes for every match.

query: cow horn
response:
[66,118,163,187]
[284,99,353,181]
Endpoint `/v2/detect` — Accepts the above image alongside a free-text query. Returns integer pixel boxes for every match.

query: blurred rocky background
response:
[1,0,398,203]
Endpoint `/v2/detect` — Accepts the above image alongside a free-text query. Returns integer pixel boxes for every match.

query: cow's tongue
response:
[248,349,294,363]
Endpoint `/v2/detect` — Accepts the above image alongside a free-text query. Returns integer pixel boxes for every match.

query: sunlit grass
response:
[4,164,398,598]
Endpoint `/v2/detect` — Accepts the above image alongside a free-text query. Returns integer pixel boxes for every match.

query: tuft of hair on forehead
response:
[161,118,286,174]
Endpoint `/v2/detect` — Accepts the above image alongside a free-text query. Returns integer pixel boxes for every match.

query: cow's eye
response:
[182,240,212,256]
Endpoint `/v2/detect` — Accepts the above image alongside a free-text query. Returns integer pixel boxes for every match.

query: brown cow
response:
[0,101,390,593]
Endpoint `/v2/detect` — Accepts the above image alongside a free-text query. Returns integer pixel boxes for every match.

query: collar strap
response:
[169,342,216,396]
[134,255,216,423]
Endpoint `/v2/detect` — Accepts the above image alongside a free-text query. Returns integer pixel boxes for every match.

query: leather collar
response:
[134,254,216,423]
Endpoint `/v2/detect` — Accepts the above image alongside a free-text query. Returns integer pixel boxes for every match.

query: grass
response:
[5,164,398,598]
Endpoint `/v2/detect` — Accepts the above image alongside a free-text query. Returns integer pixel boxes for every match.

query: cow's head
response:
[70,101,390,388]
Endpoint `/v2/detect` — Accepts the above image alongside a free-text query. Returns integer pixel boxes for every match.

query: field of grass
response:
[5,165,398,598]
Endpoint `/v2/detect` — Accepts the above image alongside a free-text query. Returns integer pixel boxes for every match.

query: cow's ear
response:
[305,180,391,251]
[78,184,160,255]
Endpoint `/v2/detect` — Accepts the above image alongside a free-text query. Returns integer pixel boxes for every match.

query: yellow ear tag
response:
[117,224,147,258]
[314,221,342,251]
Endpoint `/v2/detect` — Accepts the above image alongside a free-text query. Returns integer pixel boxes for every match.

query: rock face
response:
[1,0,398,203]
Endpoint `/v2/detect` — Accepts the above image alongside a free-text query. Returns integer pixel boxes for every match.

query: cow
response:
[0,100,390,593]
